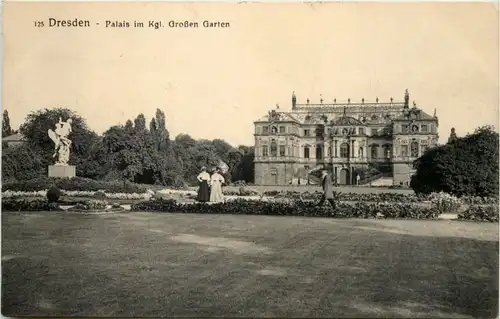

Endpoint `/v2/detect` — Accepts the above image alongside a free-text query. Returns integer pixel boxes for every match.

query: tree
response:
[411,125,499,197]
[2,110,13,137]
[2,143,45,182]
[134,114,147,132]
[15,108,102,179]
[125,119,134,132]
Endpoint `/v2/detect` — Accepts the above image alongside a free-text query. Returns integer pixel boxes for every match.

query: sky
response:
[3,2,499,146]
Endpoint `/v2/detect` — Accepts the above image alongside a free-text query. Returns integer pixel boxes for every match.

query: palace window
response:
[401,145,408,157]
[340,143,350,158]
[270,140,278,157]
[304,129,311,137]
[279,145,286,157]
[421,124,428,133]
[371,145,378,159]
[279,126,286,133]
[402,125,409,133]
[371,128,378,136]
[261,145,268,157]
[358,147,364,158]
[316,145,323,159]
[263,126,269,133]
[359,128,365,135]
[383,145,391,159]
[304,146,310,159]
[410,140,419,157]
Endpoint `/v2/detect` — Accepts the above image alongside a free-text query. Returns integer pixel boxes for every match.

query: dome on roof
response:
[333,116,362,126]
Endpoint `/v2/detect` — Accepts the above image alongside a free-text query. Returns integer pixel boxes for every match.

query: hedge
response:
[2,176,148,194]
[130,199,440,219]
[458,205,499,223]
[2,198,63,211]
[223,189,498,205]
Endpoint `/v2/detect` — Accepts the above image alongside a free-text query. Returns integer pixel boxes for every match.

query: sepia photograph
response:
[1,1,499,317]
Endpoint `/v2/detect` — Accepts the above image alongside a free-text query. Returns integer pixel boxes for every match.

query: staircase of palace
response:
[367,177,394,187]
[358,172,393,186]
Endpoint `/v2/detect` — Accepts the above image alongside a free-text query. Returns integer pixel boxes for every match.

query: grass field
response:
[2,211,498,318]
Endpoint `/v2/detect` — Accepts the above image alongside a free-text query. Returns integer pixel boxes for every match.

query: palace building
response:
[253,90,439,186]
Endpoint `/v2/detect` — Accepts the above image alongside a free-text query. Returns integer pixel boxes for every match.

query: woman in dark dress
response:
[196,167,210,202]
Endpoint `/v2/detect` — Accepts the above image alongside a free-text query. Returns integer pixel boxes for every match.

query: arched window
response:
[371,145,378,159]
[358,147,364,158]
[304,145,310,159]
[383,145,391,159]
[340,143,350,158]
[270,140,278,157]
[410,140,419,157]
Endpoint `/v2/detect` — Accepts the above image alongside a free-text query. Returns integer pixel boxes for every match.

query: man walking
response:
[316,168,336,209]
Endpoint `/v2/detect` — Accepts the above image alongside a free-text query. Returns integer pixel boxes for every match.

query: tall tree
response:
[134,114,147,132]
[2,110,13,137]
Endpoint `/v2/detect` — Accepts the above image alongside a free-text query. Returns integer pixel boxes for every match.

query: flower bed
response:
[2,198,63,211]
[130,198,440,219]
[67,200,108,212]
[224,189,498,205]
[258,190,423,203]
[458,205,499,223]
[2,177,148,193]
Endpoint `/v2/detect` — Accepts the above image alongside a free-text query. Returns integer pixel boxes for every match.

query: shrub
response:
[411,126,499,197]
[460,196,499,205]
[130,198,439,219]
[260,190,421,203]
[93,190,107,200]
[238,186,246,196]
[458,205,499,222]
[46,186,62,203]
[2,198,62,211]
[2,176,148,193]
[428,192,462,214]
[112,202,121,209]
[73,200,108,211]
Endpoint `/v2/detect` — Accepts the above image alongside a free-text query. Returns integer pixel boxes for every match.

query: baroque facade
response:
[253,90,439,186]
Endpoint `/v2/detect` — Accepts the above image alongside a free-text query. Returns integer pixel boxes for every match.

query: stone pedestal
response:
[48,165,76,178]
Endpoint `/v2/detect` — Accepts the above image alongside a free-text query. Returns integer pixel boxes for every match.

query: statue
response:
[292,91,296,109]
[448,127,458,144]
[48,118,73,165]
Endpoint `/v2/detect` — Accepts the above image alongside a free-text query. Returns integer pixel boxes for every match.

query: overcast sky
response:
[3,2,498,146]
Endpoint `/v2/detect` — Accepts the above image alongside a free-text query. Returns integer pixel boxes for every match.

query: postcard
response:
[2,2,499,318]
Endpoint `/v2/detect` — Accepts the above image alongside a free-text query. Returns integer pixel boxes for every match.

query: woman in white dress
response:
[209,167,225,203]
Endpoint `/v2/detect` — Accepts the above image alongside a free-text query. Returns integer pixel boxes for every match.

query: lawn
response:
[2,211,498,318]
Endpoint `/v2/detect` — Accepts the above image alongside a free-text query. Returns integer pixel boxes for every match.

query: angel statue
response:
[48,117,73,165]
